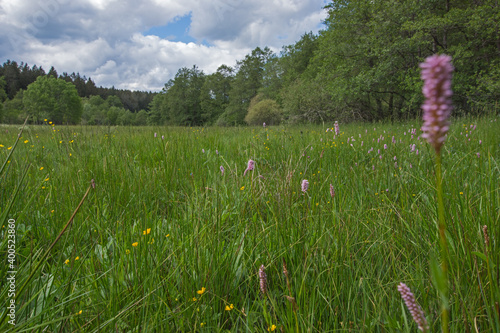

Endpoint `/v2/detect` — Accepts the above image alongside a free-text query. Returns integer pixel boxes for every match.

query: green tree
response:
[217,47,274,126]
[200,65,234,124]
[163,66,205,126]
[2,90,25,124]
[23,76,83,124]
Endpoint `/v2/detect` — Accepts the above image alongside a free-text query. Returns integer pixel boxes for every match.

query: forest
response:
[0,0,499,126]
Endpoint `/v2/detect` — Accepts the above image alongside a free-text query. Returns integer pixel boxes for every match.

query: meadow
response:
[0,116,498,332]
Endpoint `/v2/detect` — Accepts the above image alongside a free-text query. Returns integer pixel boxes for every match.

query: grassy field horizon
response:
[0,116,498,332]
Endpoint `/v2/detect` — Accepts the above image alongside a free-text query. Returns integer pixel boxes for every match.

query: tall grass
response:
[0,116,498,332]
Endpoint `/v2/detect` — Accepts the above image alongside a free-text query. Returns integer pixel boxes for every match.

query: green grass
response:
[0,117,499,332]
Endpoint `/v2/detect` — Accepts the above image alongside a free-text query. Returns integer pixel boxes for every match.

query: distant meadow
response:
[0,115,498,332]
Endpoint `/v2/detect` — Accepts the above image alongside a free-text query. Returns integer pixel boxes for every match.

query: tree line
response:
[1,0,498,126]
[0,60,155,124]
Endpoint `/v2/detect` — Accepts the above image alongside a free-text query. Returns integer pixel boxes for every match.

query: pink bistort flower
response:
[420,54,454,154]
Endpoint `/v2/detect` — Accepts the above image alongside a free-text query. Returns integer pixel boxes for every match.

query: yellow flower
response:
[77,310,82,315]
[24,140,28,143]
[240,186,245,191]
[197,287,206,295]
[192,297,197,302]
[268,324,277,331]
[44,178,49,181]
[51,210,54,213]
[65,259,70,265]
[143,228,151,235]
[459,192,463,195]
[44,119,47,122]
[132,242,139,247]
[75,256,80,260]
[59,140,62,144]
[166,234,170,237]
[49,121,52,124]
[225,305,232,311]
[7,146,12,150]
[200,323,205,327]
[39,167,44,170]
[126,249,130,254]
[0,144,3,147]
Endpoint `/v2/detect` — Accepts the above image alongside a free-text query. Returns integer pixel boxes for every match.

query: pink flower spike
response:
[243,159,255,176]
[329,184,335,198]
[301,179,309,192]
[397,283,429,332]
[220,165,224,175]
[420,54,454,154]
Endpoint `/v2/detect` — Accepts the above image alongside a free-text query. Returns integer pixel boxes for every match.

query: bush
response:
[244,98,282,126]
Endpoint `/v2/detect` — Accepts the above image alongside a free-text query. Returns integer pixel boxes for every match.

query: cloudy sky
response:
[0,0,328,92]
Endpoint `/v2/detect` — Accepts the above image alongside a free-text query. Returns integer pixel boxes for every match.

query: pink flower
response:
[334,121,340,135]
[329,184,335,198]
[259,265,267,295]
[397,283,429,332]
[243,159,255,176]
[420,54,454,154]
[220,165,224,175]
[301,179,309,192]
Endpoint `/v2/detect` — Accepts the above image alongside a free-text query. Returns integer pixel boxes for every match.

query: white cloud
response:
[0,0,327,91]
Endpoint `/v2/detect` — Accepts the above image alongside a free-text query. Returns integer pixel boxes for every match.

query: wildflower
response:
[39,167,44,171]
[329,184,335,198]
[65,259,70,265]
[220,165,224,175]
[132,242,138,247]
[154,132,157,138]
[263,122,266,128]
[143,228,151,235]
[420,54,453,154]
[384,144,387,150]
[268,324,277,331]
[479,140,482,145]
[162,135,164,140]
[483,225,490,254]
[301,179,309,192]
[476,152,480,158]
[75,256,80,261]
[225,305,232,311]
[78,310,82,315]
[243,159,255,176]
[197,287,206,295]
[192,297,197,302]
[334,121,339,135]
[240,186,245,191]
[202,149,205,153]
[259,265,267,295]
[126,249,130,254]
[397,283,429,332]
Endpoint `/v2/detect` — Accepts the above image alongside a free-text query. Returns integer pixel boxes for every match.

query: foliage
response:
[244,95,282,125]
[23,76,83,124]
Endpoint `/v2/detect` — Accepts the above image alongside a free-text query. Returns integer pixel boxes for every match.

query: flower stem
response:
[436,152,449,333]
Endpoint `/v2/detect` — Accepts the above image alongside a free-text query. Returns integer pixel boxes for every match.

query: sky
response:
[0,0,328,92]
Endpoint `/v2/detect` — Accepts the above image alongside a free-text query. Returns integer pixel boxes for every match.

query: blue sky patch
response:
[144,13,196,43]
